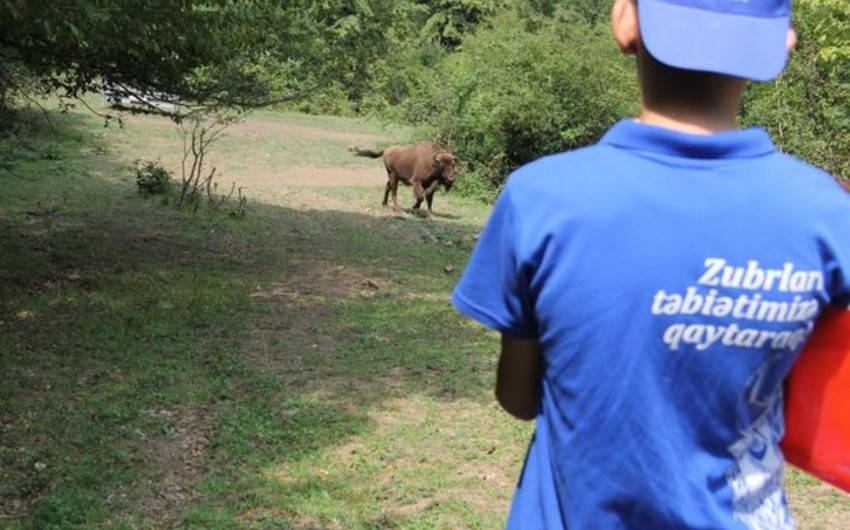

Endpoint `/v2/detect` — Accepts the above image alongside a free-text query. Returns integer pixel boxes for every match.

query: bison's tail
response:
[349,146,384,159]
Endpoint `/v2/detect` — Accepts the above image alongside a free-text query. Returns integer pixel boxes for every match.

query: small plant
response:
[178,111,250,217]
[133,159,172,196]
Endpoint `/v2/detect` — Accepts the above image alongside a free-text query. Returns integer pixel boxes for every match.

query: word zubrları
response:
[698,258,824,293]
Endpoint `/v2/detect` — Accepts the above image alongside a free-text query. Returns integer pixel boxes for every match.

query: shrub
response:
[740,8,850,180]
[408,6,638,200]
[133,159,172,196]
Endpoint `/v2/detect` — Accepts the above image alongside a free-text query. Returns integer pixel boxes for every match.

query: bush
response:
[133,159,172,196]
[407,6,638,200]
[740,9,850,180]
[354,0,850,199]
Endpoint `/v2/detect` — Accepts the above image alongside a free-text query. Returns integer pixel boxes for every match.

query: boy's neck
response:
[637,106,740,135]
[634,44,748,135]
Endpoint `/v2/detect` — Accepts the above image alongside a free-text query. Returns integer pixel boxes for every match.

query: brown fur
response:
[350,141,457,218]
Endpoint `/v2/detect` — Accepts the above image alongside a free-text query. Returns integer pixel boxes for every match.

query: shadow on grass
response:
[0,107,498,529]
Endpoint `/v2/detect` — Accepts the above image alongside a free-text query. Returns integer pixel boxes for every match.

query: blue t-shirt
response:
[452,120,850,530]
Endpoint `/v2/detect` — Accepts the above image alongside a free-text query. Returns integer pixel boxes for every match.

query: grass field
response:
[1,102,848,529]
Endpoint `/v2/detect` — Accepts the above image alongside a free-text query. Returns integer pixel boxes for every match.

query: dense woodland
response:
[1,0,849,199]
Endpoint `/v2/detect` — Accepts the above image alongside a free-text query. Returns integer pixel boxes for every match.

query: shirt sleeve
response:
[826,219,850,308]
[821,180,850,307]
[451,182,538,338]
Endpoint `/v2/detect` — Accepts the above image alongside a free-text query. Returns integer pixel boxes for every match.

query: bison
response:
[350,141,457,219]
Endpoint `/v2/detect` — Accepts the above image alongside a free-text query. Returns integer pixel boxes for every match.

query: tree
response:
[412,4,636,198]
[0,0,514,118]
[740,1,850,180]
[291,0,506,114]
[0,0,338,117]
[416,0,505,49]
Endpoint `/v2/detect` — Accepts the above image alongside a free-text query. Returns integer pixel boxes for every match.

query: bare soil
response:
[127,113,390,195]
[216,118,386,189]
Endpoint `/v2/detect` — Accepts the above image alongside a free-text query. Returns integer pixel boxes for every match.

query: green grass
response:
[0,102,523,529]
[1,100,848,530]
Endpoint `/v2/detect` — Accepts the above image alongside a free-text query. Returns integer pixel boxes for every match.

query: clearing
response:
[0,105,848,529]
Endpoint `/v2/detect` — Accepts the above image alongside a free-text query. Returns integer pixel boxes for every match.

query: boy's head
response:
[613,0,795,82]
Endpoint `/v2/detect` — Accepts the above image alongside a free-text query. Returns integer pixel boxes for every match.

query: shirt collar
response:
[600,119,776,160]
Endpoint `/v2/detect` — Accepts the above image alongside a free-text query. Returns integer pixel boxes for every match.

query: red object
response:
[782,305,850,493]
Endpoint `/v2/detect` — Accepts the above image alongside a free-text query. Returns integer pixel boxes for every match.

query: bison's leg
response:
[382,179,392,206]
[393,179,422,213]
[411,181,427,212]
[412,180,437,210]
[425,191,435,218]
[417,180,440,219]
[384,170,404,213]
[390,177,403,213]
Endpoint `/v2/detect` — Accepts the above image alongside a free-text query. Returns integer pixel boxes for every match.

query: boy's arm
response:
[496,334,541,421]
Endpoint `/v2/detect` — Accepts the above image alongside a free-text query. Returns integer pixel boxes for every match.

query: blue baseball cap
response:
[638,0,792,81]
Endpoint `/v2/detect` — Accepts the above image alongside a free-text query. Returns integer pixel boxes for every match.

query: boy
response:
[451,0,850,528]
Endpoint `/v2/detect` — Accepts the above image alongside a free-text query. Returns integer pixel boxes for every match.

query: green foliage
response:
[357,40,448,119]
[741,6,850,179]
[1,1,217,101]
[287,0,504,114]
[133,159,172,196]
[417,0,506,49]
[4,0,850,196]
[0,0,368,113]
[409,6,637,198]
[797,0,850,69]
[0,0,597,123]
[395,0,848,198]
[522,0,613,24]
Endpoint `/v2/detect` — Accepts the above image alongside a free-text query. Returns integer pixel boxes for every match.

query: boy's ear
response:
[612,0,640,55]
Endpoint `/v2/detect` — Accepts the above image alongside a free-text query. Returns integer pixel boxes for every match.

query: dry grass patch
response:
[263,395,525,529]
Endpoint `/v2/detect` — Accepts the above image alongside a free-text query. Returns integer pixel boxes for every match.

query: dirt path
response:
[125,113,390,201]
[218,119,387,190]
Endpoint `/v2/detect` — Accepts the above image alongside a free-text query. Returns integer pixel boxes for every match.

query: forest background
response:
[2,0,849,200]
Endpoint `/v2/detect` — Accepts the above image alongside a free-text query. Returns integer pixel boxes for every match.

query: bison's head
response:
[434,152,456,191]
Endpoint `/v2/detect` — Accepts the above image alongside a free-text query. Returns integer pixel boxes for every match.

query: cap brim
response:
[639,2,790,81]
